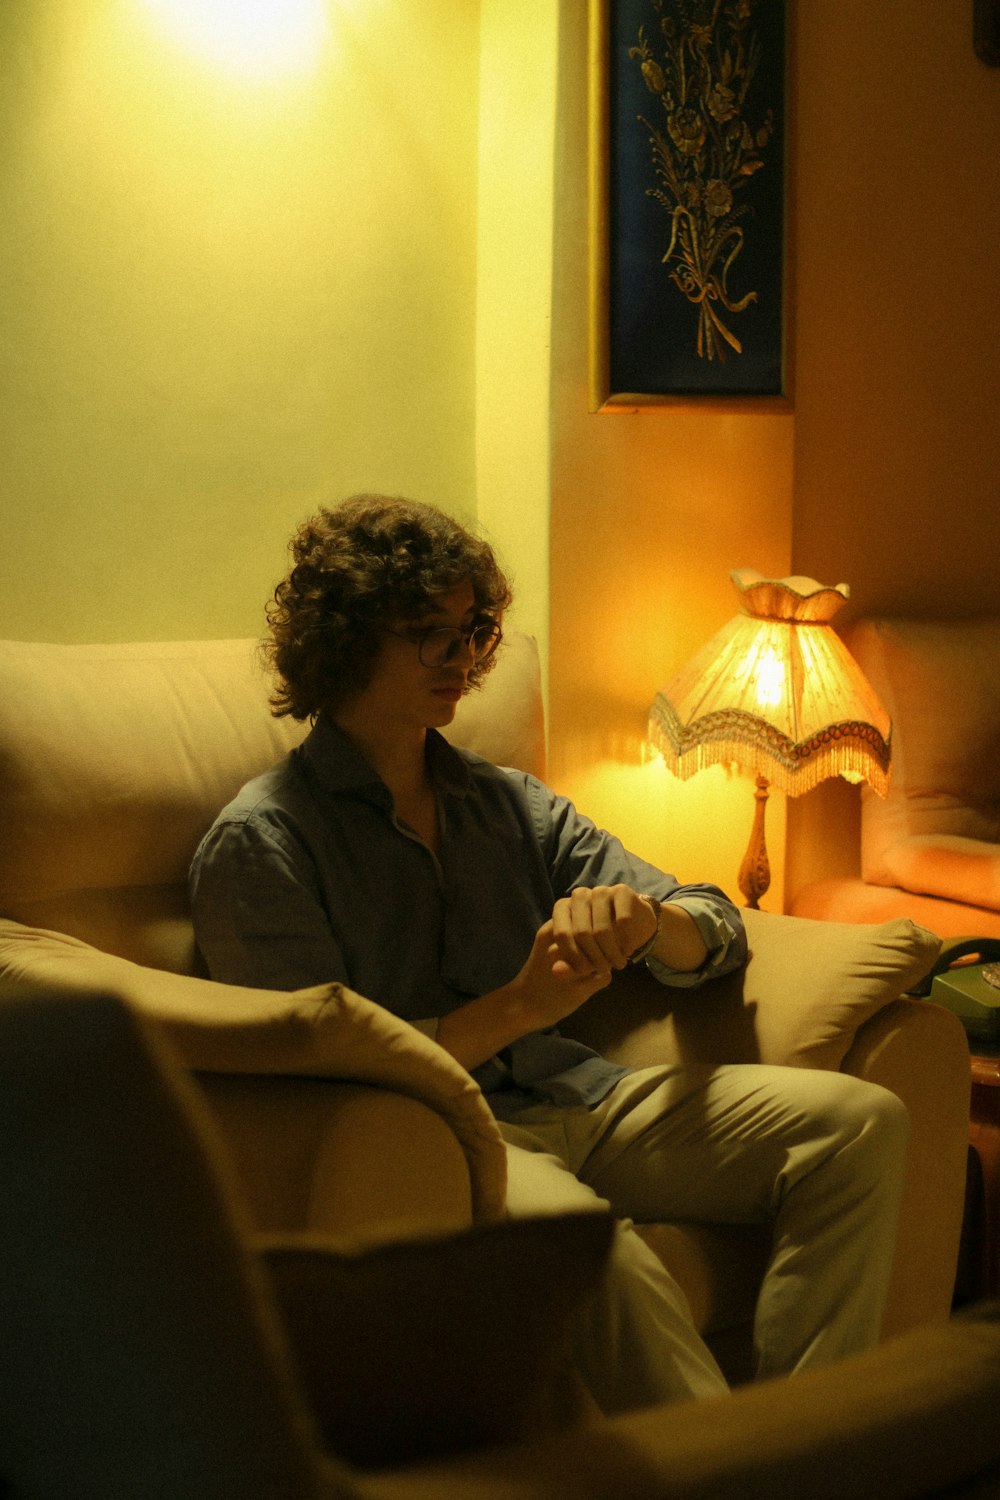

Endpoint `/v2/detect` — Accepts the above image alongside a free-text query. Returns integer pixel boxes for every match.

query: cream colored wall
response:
[786,0,1000,902]
[0,0,480,644]
[545,2,793,903]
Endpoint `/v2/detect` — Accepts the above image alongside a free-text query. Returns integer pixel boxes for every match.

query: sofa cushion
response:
[259,1210,613,1467]
[564,906,941,1072]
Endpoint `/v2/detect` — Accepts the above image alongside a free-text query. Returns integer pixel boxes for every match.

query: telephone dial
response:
[908,938,1000,1042]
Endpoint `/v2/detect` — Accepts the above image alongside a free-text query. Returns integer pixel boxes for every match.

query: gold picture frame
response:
[589,0,791,411]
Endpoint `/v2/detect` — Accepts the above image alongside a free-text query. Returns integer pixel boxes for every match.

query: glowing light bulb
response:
[753,646,785,709]
[143,0,330,79]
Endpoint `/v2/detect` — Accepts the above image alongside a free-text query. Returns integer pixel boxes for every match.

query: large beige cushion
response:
[850,616,1000,911]
[566,906,940,1072]
[0,631,544,974]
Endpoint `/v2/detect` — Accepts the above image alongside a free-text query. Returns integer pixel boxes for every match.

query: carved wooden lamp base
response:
[737,774,771,909]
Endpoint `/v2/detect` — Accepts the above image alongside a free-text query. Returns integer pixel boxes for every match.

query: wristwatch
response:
[628,895,662,965]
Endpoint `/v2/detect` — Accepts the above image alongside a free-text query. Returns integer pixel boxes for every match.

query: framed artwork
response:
[974,0,1000,64]
[589,0,790,409]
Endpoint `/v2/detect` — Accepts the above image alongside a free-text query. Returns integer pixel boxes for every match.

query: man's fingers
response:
[548,944,614,993]
[550,897,599,975]
[563,887,632,970]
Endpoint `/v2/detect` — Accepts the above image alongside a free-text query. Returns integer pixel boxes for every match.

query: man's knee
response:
[835,1074,909,1152]
[852,1079,910,1193]
[789,1068,908,1140]
[502,1139,611,1219]
[801,1072,910,1193]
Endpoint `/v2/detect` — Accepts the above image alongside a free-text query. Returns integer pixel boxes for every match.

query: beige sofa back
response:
[0,633,545,975]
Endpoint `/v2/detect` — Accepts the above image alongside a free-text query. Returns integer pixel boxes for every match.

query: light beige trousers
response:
[500,1063,910,1415]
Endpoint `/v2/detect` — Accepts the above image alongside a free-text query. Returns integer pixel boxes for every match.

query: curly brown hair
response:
[264,495,513,720]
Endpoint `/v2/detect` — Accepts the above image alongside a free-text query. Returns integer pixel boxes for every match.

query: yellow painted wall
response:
[786,0,1000,902]
[0,0,480,643]
[475,0,557,679]
[545,1,793,903]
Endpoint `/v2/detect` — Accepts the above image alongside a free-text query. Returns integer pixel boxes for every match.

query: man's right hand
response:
[513,917,615,1027]
[434,918,612,1072]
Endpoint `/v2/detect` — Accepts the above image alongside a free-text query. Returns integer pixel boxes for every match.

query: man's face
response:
[338,581,483,738]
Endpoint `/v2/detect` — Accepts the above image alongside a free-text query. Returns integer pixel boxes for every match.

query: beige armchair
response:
[792,614,1000,937]
[0,631,970,1373]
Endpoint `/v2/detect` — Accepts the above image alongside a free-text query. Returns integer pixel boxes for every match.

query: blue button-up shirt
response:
[189,719,747,1120]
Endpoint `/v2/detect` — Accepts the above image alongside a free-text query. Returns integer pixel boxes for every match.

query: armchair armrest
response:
[359,1308,1000,1500]
[0,919,506,1223]
[841,998,971,1336]
[872,833,1000,914]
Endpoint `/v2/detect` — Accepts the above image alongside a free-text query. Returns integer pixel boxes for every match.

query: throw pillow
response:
[564,907,941,1072]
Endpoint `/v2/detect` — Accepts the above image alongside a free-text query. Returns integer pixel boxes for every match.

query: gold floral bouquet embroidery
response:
[630,0,775,362]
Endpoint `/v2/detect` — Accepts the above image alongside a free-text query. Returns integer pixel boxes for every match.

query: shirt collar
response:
[302,717,472,802]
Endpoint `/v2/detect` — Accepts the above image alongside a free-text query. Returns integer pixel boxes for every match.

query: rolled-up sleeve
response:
[647,889,747,987]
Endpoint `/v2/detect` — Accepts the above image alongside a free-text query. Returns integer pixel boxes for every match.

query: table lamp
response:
[648,569,891,908]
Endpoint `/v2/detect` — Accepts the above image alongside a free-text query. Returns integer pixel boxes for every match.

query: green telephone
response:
[909,937,1000,1043]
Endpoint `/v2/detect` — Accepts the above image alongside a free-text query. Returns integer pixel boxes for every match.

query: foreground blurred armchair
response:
[0,632,971,1371]
[2,985,999,1500]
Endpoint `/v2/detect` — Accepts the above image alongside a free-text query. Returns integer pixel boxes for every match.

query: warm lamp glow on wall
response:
[143,0,330,78]
[648,570,892,909]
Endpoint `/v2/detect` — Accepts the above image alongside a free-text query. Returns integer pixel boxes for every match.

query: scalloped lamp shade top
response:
[648,570,892,799]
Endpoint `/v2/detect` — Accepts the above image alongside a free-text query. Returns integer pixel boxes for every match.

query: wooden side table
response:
[967,1046,1000,1298]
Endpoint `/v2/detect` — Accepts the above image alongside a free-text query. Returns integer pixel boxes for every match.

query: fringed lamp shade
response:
[648,570,892,907]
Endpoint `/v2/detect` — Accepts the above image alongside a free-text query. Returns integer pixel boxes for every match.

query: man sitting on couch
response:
[190,494,910,1415]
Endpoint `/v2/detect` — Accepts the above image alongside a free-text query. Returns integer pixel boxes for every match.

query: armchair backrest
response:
[0,632,545,975]
[847,616,1000,898]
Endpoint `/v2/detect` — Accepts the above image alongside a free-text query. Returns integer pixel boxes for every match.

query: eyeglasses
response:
[389,619,503,669]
